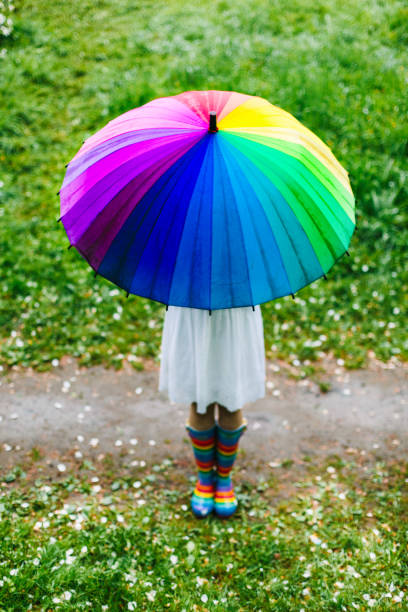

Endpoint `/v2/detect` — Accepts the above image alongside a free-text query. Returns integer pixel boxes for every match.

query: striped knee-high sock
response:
[215,421,247,518]
[185,424,216,518]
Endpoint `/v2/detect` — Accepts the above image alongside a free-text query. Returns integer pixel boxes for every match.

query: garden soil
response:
[0,357,407,481]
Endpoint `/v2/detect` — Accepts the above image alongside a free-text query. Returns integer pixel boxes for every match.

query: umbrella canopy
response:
[59,90,355,310]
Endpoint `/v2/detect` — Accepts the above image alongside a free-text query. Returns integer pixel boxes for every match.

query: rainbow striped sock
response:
[215,421,247,518]
[185,424,216,518]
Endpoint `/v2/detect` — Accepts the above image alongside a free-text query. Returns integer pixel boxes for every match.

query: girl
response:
[159,305,266,518]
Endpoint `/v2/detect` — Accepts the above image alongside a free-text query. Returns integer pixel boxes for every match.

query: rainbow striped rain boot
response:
[185,423,216,518]
[214,421,247,518]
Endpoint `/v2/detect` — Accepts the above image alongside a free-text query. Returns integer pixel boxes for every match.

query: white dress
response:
[158,305,266,414]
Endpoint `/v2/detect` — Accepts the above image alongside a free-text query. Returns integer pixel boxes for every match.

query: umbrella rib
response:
[66,136,204,255]
[221,144,234,306]
[75,143,201,281]
[191,137,213,309]
[108,152,189,288]
[79,122,205,157]
[220,136,317,289]
[104,99,207,129]
[213,136,255,307]
[116,136,207,299]
[68,128,197,176]
[165,137,213,308]
[228,134,352,249]
[145,138,211,304]
[221,134,340,264]
[64,132,204,206]
[225,129,353,217]
[216,135,294,300]
[261,140,353,243]
[103,140,205,289]
[217,94,261,124]
[222,127,350,189]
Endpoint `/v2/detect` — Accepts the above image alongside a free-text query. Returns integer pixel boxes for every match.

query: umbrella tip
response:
[346,250,350,256]
[57,190,60,196]
[208,309,212,315]
[57,216,62,222]
[323,273,328,280]
[291,293,295,300]
[209,111,218,133]
[68,244,73,250]
[126,292,130,298]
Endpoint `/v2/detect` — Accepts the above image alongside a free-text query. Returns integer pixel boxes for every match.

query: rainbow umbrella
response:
[59,90,355,311]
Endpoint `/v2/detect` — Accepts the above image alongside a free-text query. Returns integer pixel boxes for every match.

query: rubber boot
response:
[185,423,216,518]
[214,421,247,518]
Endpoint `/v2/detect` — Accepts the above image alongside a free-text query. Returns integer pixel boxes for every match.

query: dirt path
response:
[1,356,407,481]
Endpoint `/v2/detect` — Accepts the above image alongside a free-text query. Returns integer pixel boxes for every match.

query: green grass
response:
[0,0,407,372]
[1,6,407,607]
[0,457,407,610]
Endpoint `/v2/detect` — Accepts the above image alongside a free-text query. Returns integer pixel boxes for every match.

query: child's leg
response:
[217,403,244,429]
[188,401,216,430]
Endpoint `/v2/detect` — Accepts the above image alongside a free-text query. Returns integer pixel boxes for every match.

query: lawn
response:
[1,454,407,610]
[1,3,407,609]
[0,0,407,374]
